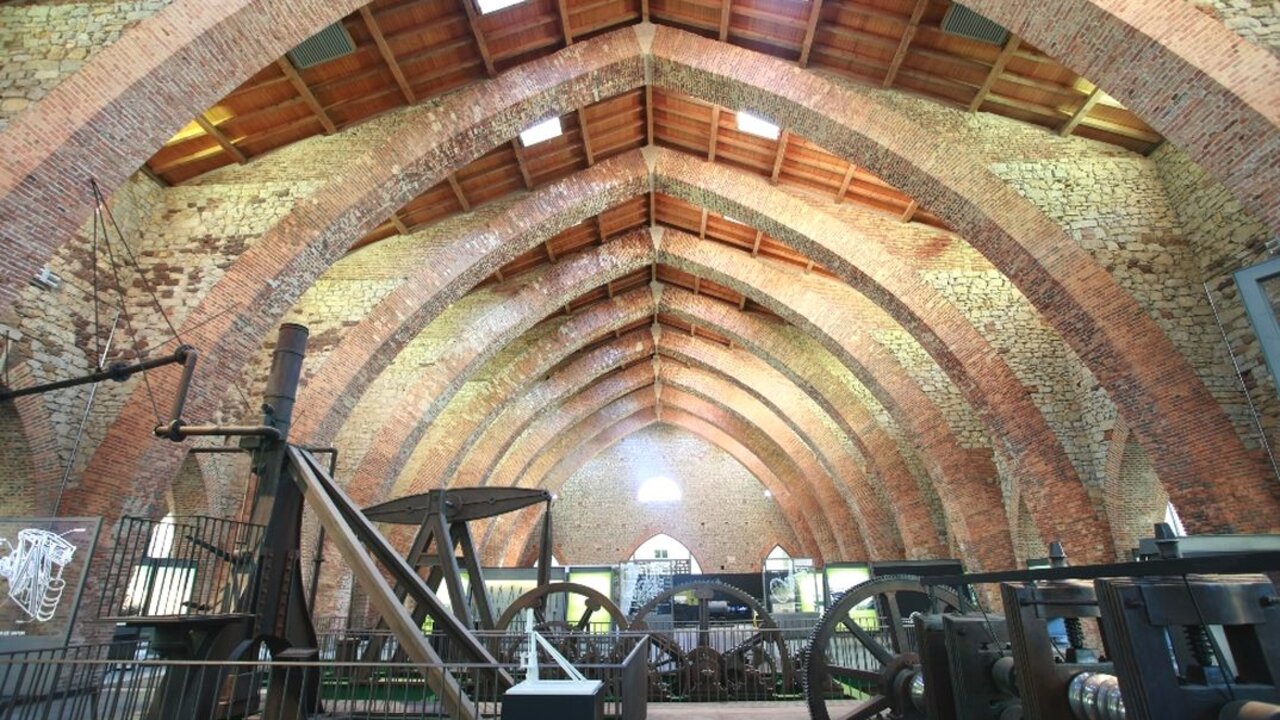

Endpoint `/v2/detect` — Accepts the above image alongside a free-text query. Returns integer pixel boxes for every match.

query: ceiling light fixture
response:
[737,111,780,140]
[519,116,563,147]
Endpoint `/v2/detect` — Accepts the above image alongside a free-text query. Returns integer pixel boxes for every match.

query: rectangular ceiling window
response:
[519,116,563,146]
[737,111,781,140]
[476,0,524,14]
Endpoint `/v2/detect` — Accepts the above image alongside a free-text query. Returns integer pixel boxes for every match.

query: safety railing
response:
[97,515,265,620]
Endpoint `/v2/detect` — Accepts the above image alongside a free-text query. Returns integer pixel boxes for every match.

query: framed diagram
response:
[0,517,101,652]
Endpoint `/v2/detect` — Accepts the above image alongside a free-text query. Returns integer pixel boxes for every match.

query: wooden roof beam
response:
[462,0,498,77]
[692,275,701,295]
[883,0,927,88]
[718,0,733,41]
[511,139,535,189]
[578,108,596,165]
[556,0,574,45]
[194,113,247,164]
[968,34,1021,112]
[738,294,748,310]
[708,105,721,161]
[751,229,763,257]
[698,208,709,239]
[646,85,655,145]
[1060,85,1103,137]
[798,0,824,67]
[835,163,856,203]
[275,57,337,134]
[391,212,410,234]
[642,0,650,22]
[770,130,790,184]
[360,6,415,104]
[900,199,918,223]
[447,173,471,211]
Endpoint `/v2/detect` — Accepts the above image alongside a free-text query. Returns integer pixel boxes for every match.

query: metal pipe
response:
[165,346,199,426]
[155,423,282,440]
[0,344,194,401]
[262,323,308,437]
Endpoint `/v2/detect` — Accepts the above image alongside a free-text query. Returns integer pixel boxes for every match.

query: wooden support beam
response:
[708,106,722,161]
[649,190,656,226]
[276,57,337,134]
[642,0,650,22]
[494,267,505,282]
[607,279,615,298]
[595,214,608,241]
[391,212,410,234]
[718,0,733,41]
[738,294,748,310]
[360,6,415,104]
[798,0,824,67]
[883,0,927,88]
[194,113,247,164]
[699,208,709,239]
[645,85,655,145]
[556,0,574,45]
[1060,85,1103,137]
[968,34,1021,112]
[511,139,534,189]
[545,239,557,262]
[804,258,815,274]
[447,174,471,211]
[836,163,857,203]
[692,275,701,295]
[770,130,790,184]
[578,108,596,165]
[900,199,918,223]
[462,0,498,77]
[651,263,657,282]
[751,229,763,257]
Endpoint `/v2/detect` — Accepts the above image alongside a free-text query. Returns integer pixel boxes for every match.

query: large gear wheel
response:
[804,575,964,720]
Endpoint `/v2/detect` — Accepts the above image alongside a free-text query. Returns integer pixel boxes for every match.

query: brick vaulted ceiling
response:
[3,0,1278,574]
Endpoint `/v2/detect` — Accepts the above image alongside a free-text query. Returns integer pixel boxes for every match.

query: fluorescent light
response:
[737,111,780,140]
[476,0,523,13]
[519,116,563,147]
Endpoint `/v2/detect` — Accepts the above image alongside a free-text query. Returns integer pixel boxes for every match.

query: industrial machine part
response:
[630,579,795,700]
[803,575,965,720]
[1096,574,1280,720]
[495,581,629,633]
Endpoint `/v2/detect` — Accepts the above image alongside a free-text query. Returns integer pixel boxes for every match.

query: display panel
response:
[0,517,100,652]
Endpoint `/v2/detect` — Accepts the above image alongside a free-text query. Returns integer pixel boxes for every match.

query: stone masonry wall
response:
[553,424,801,571]
[1192,0,1280,53]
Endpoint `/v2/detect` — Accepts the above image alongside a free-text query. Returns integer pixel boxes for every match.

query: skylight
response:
[476,0,524,14]
[637,476,682,503]
[737,111,781,140]
[519,116,563,146]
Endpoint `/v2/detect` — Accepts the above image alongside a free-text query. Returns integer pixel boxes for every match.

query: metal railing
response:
[97,516,265,620]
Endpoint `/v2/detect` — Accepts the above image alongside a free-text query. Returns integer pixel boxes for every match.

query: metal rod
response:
[0,345,193,401]
[155,424,282,440]
[925,550,1280,586]
[54,312,120,516]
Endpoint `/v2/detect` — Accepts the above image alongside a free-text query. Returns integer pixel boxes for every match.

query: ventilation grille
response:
[941,4,1010,45]
[286,22,356,69]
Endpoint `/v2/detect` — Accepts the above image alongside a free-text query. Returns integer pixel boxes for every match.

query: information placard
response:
[0,517,101,652]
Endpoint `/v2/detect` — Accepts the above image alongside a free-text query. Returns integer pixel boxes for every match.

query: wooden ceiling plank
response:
[1060,85,1103,137]
[511,139,535,189]
[447,173,471,211]
[275,57,338,134]
[708,105,721,161]
[798,0,824,67]
[557,0,575,45]
[578,108,596,165]
[835,162,856,203]
[194,113,247,164]
[882,0,927,88]
[461,0,498,77]
[359,6,416,105]
[770,130,790,184]
[968,34,1022,112]
[718,0,733,41]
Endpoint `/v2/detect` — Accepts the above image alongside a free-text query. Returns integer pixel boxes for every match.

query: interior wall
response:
[552,423,802,571]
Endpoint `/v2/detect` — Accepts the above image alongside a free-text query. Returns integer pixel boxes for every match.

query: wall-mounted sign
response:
[0,517,101,652]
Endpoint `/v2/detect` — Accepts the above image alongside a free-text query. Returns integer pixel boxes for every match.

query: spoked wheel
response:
[804,576,964,720]
[493,582,629,664]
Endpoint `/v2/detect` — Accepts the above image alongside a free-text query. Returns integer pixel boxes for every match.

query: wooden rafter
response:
[556,0,574,45]
[1060,85,1103,137]
[645,85,655,145]
[804,258,815,274]
[391,212,410,234]
[883,0,927,88]
[698,208,709,239]
[642,0,650,22]
[708,105,721,161]
[447,174,471,211]
[770,130,790,184]
[511,139,534,189]
[546,240,557,262]
[835,163,856,203]
[360,6,415,104]
[194,113,247,164]
[969,34,1021,112]
[751,229,763,257]
[461,0,498,77]
[692,275,701,295]
[275,57,337,134]
[578,108,595,165]
[900,200,918,223]
[798,0,824,67]
[738,294,748,310]
[718,0,733,41]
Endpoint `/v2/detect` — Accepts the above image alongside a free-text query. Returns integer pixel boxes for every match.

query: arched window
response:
[637,476,681,503]
[630,533,702,573]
